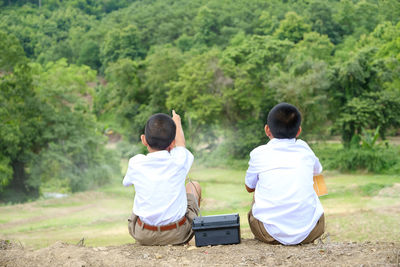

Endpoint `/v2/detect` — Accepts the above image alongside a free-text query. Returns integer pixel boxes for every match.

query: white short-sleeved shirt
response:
[245,138,324,245]
[123,146,194,226]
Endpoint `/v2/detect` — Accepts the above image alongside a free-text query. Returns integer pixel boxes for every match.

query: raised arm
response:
[172,110,185,147]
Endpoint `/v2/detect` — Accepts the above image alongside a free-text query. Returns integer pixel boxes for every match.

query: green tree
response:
[0,63,44,199]
[222,34,293,120]
[77,40,101,70]
[0,32,41,198]
[274,12,311,43]
[1,49,118,201]
[377,0,400,25]
[353,0,379,35]
[307,1,344,44]
[167,49,225,144]
[253,11,279,36]
[337,92,400,145]
[193,6,220,46]
[142,46,185,112]
[95,45,185,141]
[288,32,334,65]
[333,47,381,108]
[100,25,144,70]
[217,34,295,156]
[28,60,118,195]
[95,58,146,139]
[269,60,332,137]
[373,22,400,92]
[334,0,356,36]
[0,31,27,71]
[0,6,97,66]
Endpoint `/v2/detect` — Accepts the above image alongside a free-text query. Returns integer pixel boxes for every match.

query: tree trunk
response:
[10,160,39,198]
[11,160,26,189]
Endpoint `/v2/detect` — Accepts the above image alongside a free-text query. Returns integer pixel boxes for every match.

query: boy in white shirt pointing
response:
[245,103,325,245]
[123,110,201,245]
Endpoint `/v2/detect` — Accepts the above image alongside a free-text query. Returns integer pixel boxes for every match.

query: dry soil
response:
[1,238,399,266]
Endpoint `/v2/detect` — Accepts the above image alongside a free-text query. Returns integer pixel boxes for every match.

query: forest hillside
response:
[1,0,400,202]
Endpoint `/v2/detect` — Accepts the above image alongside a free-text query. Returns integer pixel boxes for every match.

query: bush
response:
[30,136,121,194]
[312,143,400,173]
[334,148,399,173]
[310,142,342,169]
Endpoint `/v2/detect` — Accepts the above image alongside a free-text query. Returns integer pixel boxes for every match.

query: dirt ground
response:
[1,238,399,267]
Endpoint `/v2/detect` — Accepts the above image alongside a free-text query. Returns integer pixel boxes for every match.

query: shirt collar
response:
[268,138,297,145]
[146,150,170,158]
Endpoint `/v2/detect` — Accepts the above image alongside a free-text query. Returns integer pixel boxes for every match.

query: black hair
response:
[144,113,176,150]
[267,103,301,139]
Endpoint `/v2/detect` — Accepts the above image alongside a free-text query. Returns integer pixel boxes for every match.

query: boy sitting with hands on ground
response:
[123,110,201,245]
[245,103,325,245]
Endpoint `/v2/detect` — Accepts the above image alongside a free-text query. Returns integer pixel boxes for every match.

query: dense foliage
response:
[0,31,119,202]
[1,0,400,200]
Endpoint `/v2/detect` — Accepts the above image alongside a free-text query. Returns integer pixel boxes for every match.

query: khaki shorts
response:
[128,193,200,245]
[248,209,325,245]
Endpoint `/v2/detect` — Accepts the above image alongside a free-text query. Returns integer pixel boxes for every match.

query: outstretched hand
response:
[172,110,185,147]
[172,110,181,127]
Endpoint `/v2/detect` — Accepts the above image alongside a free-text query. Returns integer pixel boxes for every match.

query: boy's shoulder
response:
[295,139,314,151]
[128,147,193,165]
[128,153,147,166]
[170,146,190,154]
[250,139,312,156]
[249,143,269,158]
[295,139,309,147]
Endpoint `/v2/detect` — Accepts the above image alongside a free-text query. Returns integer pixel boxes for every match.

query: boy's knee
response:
[186,181,201,206]
[191,181,201,188]
[186,181,201,191]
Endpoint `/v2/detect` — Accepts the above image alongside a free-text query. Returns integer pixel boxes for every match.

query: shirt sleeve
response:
[170,147,194,173]
[245,154,259,189]
[313,156,323,175]
[122,155,143,187]
[301,140,323,175]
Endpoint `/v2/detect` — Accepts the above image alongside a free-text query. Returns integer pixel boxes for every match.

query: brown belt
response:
[137,216,186,231]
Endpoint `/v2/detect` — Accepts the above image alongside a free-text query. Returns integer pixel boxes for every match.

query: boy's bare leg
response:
[186,181,201,207]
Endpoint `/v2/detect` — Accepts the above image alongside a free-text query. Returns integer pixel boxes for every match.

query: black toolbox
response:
[192,213,241,247]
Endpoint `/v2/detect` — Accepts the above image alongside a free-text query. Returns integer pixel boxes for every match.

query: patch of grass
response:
[359,183,392,196]
[328,210,400,242]
[1,164,399,248]
[38,201,86,208]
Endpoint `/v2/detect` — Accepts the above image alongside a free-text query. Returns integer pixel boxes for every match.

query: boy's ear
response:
[296,126,302,137]
[140,134,148,146]
[166,139,176,151]
[264,125,273,139]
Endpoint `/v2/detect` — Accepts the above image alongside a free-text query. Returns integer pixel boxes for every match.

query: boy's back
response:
[123,111,201,245]
[246,138,323,245]
[123,146,193,225]
[245,103,325,245]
